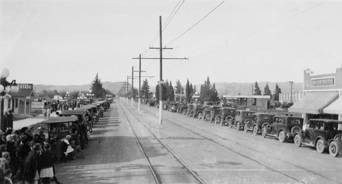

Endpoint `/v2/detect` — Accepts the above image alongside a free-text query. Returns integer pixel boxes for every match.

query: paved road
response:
[120,99,342,184]
[55,100,342,184]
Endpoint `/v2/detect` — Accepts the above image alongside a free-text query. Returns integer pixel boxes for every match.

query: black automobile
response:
[294,119,342,157]
[262,115,303,142]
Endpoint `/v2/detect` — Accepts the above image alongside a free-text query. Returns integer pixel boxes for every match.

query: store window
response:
[15,99,18,108]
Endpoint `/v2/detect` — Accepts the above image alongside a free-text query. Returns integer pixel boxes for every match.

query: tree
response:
[175,80,183,94]
[91,73,106,98]
[185,80,191,103]
[199,77,219,102]
[69,91,79,99]
[263,83,272,96]
[253,82,261,95]
[273,83,282,101]
[141,79,150,100]
[168,81,175,101]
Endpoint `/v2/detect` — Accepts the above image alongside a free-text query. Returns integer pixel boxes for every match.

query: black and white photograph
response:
[1,0,342,183]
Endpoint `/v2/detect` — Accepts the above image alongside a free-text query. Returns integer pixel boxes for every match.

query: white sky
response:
[1,0,342,86]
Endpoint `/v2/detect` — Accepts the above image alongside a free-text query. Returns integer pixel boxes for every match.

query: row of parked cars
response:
[160,101,342,157]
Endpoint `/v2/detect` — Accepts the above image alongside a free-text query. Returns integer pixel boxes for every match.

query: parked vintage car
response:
[294,119,342,157]
[200,105,212,121]
[186,104,195,117]
[244,112,274,135]
[167,102,178,112]
[193,104,205,119]
[217,107,236,126]
[262,115,303,142]
[233,110,255,130]
[177,103,188,114]
[209,106,222,123]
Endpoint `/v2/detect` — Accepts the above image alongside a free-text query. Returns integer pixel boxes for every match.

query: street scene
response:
[2,0,342,184]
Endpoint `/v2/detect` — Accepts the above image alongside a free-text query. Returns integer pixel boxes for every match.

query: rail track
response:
[119,102,208,184]
[131,102,342,184]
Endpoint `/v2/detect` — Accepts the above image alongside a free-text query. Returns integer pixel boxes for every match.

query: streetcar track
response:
[119,102,208,184]
[136,103,341,184]
[118,105,162,184]
[161,112,342,184]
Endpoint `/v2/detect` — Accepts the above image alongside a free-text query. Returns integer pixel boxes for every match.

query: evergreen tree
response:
[253,81,262,95]
[263,83,272,96]
[175,80,183,94]
[273,83,282,101]
[91,73,105,98]
[185,79,191,103]
[199,77,219,101]
[141,79,150,100]
[169,81,175,101]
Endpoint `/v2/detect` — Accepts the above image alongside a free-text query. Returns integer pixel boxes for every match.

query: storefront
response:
[289,67,342,129]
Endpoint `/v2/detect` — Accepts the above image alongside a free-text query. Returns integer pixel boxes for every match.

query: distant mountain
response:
[33,81,126,94]
[214,82,303,96]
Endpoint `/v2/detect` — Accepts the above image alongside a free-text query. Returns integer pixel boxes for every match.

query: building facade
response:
[9,83,34,115]
[289,67,342,128]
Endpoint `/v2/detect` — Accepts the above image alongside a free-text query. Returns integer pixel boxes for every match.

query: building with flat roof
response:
[289,67,342,128]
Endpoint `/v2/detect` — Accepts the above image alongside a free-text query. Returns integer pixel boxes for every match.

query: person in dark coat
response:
[39,143,61,184]
[22,143,41,184]
[6,110,13,130]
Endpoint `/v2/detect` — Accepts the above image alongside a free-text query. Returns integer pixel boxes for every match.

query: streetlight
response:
[0,68,17,131]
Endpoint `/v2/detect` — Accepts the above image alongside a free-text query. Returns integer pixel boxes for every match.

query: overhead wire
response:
[166,1,224,45]
[163,0,186,32]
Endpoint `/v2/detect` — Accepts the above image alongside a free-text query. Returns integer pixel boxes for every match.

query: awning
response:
[324,96,342,114]
[288,91,338,114]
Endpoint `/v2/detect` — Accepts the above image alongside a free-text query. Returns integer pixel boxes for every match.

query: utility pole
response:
[131,66,134,106]
[132,16,188,125]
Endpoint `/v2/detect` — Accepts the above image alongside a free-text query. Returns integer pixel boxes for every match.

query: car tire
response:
[205,113,211,121]
[329,140,341,157]
[262,126,267,138]
[278,131,287,143]
[253,126,258,136]
[236,122,240,130]
[316,139,326,153]
[244,124,248,133]
[215,116,221,125]
[294,134,302,147]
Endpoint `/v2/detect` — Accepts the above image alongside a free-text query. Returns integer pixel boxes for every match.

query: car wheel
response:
[329,140,341,157]
[294,134,302,147]
[197,113,203,120]
[205,113,211,121]
[244,124,248,133]
[253,126,258,136]
[262,126,267,138]
[278,131,287,143]
[215,116,221,125]
[316,139,326,153]
[236,122,240,130]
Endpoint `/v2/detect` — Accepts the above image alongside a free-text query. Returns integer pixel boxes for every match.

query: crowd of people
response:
[0,111,95,184]
[0,99,111,184]
[0,122,90,184]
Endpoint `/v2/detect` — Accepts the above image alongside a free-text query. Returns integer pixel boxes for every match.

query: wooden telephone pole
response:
[133,16,188,125]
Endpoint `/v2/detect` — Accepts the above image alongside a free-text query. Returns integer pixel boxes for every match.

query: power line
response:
[163,0,186,32]
[141,0,185,55]
[164,0,182,26]
[167,1,224,45]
